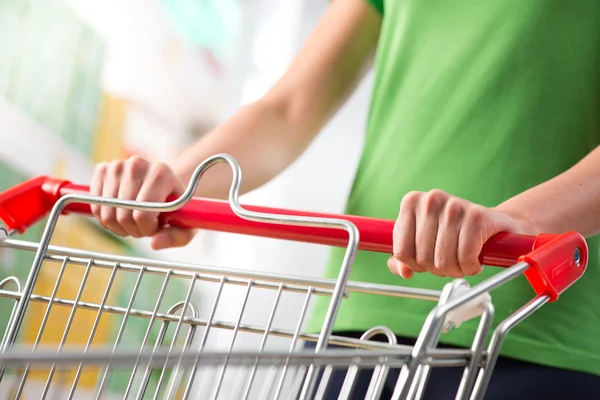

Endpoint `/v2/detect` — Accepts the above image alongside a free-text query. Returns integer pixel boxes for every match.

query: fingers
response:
[101,161,127,236]
[89,155,195,249]
[90,162,107,225]
[434,198,463,278]
[391,190,502,279]
[134,162,182,237]
[457,208,485,276]
[115,157,148,238]
[415,191,446,276]
[392,192,427,276]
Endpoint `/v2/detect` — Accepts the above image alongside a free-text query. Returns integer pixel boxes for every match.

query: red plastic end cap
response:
[0,176,71,233]
[519,231,588,302]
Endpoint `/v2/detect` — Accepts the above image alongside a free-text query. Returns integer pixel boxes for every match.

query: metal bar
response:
[182,277,226,400]
[41,259,94,398]
[392,262,530,400]
[123,270,172,399]
[314,366,334,399]
[94,266,146,399]
[164,320,197,400]
[0,277,21,352]
[0,288,452,355]
[14,257,69,398]
[242,283,284,400]
[67,261,119,400]
[211,281,253,399]
[154,274,199,400]
[0,348,470,369]
[455,302,495,400]
[3,239,442,301]
[8,251,338,298]
[273,287,314,400]
[470,295,549,400]
[362,327,398,400]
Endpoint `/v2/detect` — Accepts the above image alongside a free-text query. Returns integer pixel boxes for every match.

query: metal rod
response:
[242,283,284,400]
[211,281,253,399]
[14,257,69,397]
[41,259,94,398]
[182,277,226,400]
[123,270,172,398]
[470,295,549,400]
[273,287,314,400]
[4,239,442,301]
[158,274,199,400]
[362,327,398,400]
[392,262,530,400]
[455,302,494,400]
[0,348,470,369]
[94,266,146,399]
[67,262,119,399]
[0,288,427,354]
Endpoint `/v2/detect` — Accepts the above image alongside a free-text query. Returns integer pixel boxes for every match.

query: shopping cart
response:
[0,154,587,400]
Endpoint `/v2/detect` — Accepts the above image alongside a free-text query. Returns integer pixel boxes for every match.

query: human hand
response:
[387,190,527,279]
[90,156,195,250]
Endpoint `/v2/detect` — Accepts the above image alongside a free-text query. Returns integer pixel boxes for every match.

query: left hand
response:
[388,190,527,279]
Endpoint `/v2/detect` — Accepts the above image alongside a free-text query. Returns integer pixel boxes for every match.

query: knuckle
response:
[124,156,149,178]
[116,210,133,226]
[415,254,433,268]
[434,256,453,271]
[132,210,153,226]
[444,198,464,221]
[458,254,479,269]
[400,191,422,210]
[107,160,124,176]
[149,162,171,181]
[94,162,108,176]
[393,248,413,263]
[424,189,447,213]
[467,206,488,224]
[100,207,116,225]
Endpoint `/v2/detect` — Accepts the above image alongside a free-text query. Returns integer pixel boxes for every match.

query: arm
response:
[172,0,382,199]
[389,147,600,279]
[90,0,382,249]
[495,146,600,238]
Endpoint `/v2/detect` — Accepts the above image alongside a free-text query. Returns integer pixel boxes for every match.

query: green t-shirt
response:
[307,0,600,376]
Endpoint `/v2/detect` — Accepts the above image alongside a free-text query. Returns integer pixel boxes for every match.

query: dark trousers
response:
[303,332,600,400]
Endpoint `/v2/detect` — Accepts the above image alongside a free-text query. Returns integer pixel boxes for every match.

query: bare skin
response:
[91,0,600,281]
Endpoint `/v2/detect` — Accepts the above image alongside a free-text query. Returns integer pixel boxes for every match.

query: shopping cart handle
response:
[0,176,587,301]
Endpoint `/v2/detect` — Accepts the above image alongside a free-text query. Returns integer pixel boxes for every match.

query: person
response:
[89,0,600,398]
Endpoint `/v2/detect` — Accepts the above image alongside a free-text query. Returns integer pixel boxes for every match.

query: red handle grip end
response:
[519,231,587,302]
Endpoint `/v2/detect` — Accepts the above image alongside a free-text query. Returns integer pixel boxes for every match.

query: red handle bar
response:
[0,176,588,301]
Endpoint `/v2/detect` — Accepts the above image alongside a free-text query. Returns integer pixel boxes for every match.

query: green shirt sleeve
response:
[365,0,384,14]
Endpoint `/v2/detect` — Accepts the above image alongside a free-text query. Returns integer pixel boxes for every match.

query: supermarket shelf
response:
[0,95,155,257]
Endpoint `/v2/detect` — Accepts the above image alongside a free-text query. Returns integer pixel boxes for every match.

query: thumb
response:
[151,227,196,250]
[387,257,415,279]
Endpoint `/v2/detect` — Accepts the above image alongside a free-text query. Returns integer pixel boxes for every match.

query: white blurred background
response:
[0,0,375,398]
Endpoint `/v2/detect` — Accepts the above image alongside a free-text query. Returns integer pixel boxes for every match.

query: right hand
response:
[90,155,195,250]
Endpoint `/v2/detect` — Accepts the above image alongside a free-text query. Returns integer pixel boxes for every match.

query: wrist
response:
[493,203,543,236]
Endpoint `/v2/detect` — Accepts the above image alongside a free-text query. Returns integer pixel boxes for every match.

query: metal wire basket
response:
[0,154,587,400]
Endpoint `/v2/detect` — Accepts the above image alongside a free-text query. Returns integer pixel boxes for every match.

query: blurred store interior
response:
[0,0,375,397]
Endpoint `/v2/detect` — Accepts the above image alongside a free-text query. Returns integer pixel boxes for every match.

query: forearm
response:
[496,145,600,237]
[170,98,315,200]
[168,0,380,200]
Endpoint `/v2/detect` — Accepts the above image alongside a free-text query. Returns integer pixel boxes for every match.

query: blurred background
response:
[0,0,375,398]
